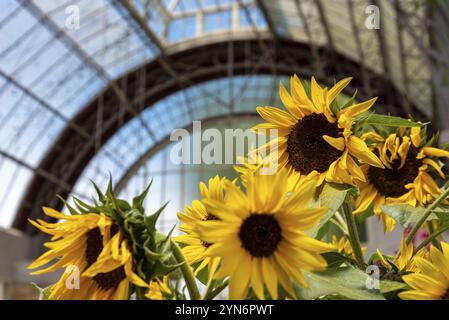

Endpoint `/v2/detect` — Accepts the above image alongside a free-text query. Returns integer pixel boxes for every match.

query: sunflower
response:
[28,207,147,300]
[399,242,449,300]
[353,127,449,232]
[331,235,366,259]
[145,277,172,300]
[176,176,228,277]
[252,75,384,187]
[196,169,334,300]
[376,236,425,273]
[234,152,301,191]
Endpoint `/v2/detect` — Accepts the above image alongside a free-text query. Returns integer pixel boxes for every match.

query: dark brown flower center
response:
[287,113,343,174]
[85,225,126,291]
[442,288,449,300]
[205,213,218,221]
[238,214,282,258]
[367,147,421,198]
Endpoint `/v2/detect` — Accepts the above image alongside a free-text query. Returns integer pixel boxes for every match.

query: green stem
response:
[414,225,449,255]
[426,221,441,249]
[203,279,229,300]
[171,240,201,300]
[202,266,218,300]
[342,202,365,270]
[135,286,147,300]
[406,187,449,245]
[334,211,349,234]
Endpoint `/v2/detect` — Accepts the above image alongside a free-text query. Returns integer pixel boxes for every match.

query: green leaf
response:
[306,183,351,238]
[294,267,385,300]
[381,204,438,228]
[379,280,407,294]
[362,114,423,127]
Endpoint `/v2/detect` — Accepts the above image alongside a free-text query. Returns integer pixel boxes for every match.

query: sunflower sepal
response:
[145,202,169,232]
[132,179,153,212]
[56,195,79,215]
[330,88,358,116]
[424,132,438,148]
[31,283,54,300]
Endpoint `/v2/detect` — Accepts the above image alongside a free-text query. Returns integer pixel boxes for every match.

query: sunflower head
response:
[234,152,302,191]
[376,236,425,274]
[196,168,334,300]
[28,179,177,300]
[331,235,366,260]
[399,242,449,300]
[145,276,173,300]
[176,176,230,277]
[253,74,384,188]
[354,127,449,232]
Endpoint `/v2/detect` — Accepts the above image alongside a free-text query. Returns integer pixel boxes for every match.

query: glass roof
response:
[0,0,432,228]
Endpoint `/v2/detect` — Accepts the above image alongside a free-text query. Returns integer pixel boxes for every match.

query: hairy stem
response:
[342,202,365,270]
[406,187,449,245]
[414,225,449,255]
[171,240,201,300]
[203,279,229,300]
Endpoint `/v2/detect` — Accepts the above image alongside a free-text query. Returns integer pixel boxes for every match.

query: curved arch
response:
[14,36,429,232]
[114,112,260,193]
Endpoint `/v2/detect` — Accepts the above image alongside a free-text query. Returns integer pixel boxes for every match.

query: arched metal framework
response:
[14,35,428,233]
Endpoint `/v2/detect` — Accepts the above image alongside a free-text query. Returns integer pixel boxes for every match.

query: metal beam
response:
[113,0,230,108]
[347,0,371,95]
[372,0,392,79]
[118,0,167,53]
[0,150,72,193]
[0,69,89,140]
[315,0,335,51]
[18,0,157,141]
[294,0,323,75]
[255,0,279,39]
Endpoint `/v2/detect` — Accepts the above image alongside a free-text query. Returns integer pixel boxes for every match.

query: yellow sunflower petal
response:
[411,127,421,148]
[328,77,352,103]
[423,158,445,179]
[262,258,278,300]
[422,147,449,158]
[256,106,297,128]
[322,135,345,151]
[347,136,384,168]
[338,97,377,119]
